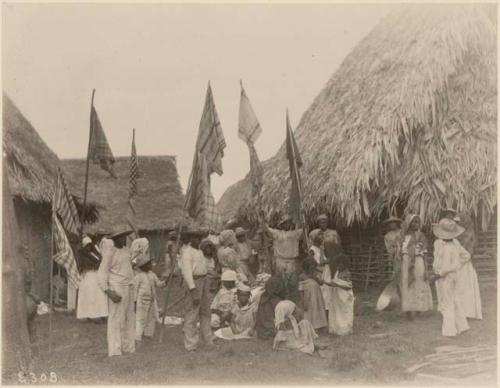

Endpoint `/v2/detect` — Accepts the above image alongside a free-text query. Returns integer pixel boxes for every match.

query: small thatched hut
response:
[62,156,195,261]
[3,94,98,299]
[219,4,497,232]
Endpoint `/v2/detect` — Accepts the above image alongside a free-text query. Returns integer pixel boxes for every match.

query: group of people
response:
[51,206,483,358]
[382,209,482,337]
[172,213,353,355]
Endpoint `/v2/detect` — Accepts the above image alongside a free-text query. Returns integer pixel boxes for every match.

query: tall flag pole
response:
[160,82,226,343]
[126,128,139,240]
[81,89,116,237]
[238,80,269,272]
[286,109,309,244]
[185,82,225,232]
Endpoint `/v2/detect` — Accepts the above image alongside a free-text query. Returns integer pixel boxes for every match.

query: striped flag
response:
[53,168,81,237]
[185,83,225,232]
[286,110,304,226]
[238,81,264,196]
[53,215,81,289]
[89,105,116,178]
[126,129,139,238]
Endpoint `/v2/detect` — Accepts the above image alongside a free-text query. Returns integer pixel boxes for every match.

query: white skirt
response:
[77,270,108,319]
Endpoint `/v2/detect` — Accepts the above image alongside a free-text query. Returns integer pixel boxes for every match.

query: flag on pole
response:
[89,105,116,178]
[52,215,81,289]
[126,129,139,238]
[238,81,264,196]
[185,83,225,231]
[53,167,81,237]
[285,110,304,226]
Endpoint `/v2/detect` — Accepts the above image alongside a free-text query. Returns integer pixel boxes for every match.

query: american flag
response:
[129,129,138,198]
[53,167,81,237]
[126,129,139,238]
[185,83,225,232]
[89,105,116,178]
[53,215,81,289]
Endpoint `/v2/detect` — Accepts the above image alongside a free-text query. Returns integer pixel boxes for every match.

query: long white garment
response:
[77,270,108,319]
[433,239,470,337]
[310,245,332,310]
[457,260,482,320]
[328,270,354,335]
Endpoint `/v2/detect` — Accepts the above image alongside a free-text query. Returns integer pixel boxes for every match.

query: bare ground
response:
[4,282,497,385]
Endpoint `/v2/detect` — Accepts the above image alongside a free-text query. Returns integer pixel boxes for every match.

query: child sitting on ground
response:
[215,283,258,340]
[211,270,238,328]
[323,254,354,335]
[298,257,327,332]
[134,257,166,344]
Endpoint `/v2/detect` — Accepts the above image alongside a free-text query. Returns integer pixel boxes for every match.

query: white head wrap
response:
[274,300,299,338]
[131,238,150,266]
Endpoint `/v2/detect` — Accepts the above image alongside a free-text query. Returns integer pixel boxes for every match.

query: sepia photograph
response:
[2,2,497,385]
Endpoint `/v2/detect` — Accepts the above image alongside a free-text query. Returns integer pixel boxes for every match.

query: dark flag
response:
[238,81,264,196]
[286,110,304,226]
[89,105,116,178]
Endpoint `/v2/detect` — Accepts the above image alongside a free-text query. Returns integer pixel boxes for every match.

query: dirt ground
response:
[4,282,497,385]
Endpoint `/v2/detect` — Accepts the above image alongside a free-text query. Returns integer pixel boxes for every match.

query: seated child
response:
[273,300,317,355]
[215,283,258,340]
[298,257,327,331]
[211,270,238,328]
[323,255,354,335]
[134,258,166,343]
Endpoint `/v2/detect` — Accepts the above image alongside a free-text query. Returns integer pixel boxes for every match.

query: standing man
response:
[263,216,303,303]
[179,231,214,351]
[235,227,257,284]
[313,214,342,275]
[97,230,135,357]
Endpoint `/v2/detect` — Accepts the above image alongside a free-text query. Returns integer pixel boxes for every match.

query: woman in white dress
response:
[76,236,108,322]
[432,219,471,337]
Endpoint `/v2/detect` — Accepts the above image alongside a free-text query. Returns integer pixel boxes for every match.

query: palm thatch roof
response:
[3,94,98,222]
[219,4,497,230]
[62,156,195,234]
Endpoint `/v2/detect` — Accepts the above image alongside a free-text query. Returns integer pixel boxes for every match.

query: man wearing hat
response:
[76,236,108,322]
[179,231,214,351]
[382,216,403,280]
[311,214,342,275]
[235,227,257,283]
[97,230,135,356]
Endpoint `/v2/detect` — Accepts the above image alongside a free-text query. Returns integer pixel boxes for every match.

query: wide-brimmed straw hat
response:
[432,218,465,240]
[382,216,402,225]
[109,230,133,240]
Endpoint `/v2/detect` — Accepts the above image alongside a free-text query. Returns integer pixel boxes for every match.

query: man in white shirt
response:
[97,230,135,357]
[179,231,214,351]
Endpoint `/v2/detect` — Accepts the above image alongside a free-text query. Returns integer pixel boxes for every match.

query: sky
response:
[2,3,394,201]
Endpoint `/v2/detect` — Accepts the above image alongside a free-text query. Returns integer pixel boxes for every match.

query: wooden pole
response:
[364,246,373,292]
[81,89,96,239]
[49,204,55,353]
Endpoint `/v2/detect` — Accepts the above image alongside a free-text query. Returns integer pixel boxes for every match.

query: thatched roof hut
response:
[3,94,97,299]
[61,155,192,234]
[219,4,497,231]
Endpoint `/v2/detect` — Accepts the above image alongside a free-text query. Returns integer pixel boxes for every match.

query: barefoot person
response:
[97,230,135,357]
[179,231,214,351]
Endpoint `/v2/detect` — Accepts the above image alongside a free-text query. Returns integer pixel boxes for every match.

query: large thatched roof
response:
[3,94,98,221]
[62,156,195,233]
[219,4,497,230]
